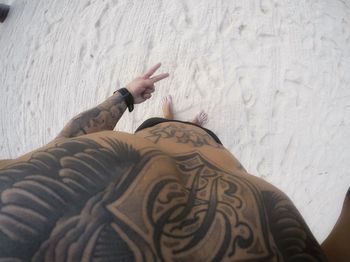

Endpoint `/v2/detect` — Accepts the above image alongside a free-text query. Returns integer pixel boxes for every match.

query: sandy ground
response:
[0,0,349,242]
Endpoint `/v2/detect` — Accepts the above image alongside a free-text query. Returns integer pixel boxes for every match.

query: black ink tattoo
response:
[144,153,272,261]
[0,138,158,261]
[262,191,327,261]
[56,93,127,139]
[143,123,222,148]
[0,137,326,261]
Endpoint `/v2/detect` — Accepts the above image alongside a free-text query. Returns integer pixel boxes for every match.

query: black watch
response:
[114,87,134,112]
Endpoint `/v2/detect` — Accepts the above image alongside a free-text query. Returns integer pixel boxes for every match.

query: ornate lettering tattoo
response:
[143,123,222,148]
[0,137,326,261]
[143,153,273,261]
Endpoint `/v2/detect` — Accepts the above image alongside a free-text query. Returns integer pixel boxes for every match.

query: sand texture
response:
[1,0,350,242]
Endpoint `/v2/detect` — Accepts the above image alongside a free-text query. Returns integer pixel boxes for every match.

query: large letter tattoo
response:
[0,137,326,261]
[144,153,272,261]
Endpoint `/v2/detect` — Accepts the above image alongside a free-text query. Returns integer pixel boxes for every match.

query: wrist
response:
[125,85,133,95]
[114,87,134,112]
[110,92,127,108]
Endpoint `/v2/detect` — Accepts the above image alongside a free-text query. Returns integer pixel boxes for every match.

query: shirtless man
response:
[0,63,347,261]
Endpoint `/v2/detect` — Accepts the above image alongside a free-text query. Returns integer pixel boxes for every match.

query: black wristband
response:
[114,88,134,112]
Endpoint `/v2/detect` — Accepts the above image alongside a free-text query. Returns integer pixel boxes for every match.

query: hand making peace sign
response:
[126,63,169,104]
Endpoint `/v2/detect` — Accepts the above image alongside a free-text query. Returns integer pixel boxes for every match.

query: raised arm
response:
[56,63,169,139]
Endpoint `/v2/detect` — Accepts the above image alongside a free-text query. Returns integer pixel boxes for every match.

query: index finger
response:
[142,63,161,79]
[150,73,169,83]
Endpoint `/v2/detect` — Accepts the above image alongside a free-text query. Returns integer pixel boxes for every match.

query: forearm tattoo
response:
[0,137,326,261]
[56,94,127,139]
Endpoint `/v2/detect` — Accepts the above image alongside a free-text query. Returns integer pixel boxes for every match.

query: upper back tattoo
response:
[0,135,326,261]
[139,123,223,149]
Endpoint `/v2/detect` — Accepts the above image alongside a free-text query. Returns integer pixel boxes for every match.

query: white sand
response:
[0,0,349,242]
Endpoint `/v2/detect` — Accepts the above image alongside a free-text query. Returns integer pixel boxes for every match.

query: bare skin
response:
[161,95,209,126]
[0,62,342,261]
[161,95,174,120]
[191,110,209,126]
[321,190,350,261]
[56,63,169,139]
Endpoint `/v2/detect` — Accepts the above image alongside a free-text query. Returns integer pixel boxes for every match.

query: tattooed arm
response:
[56,93,128,139]
[56,62,169,139]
